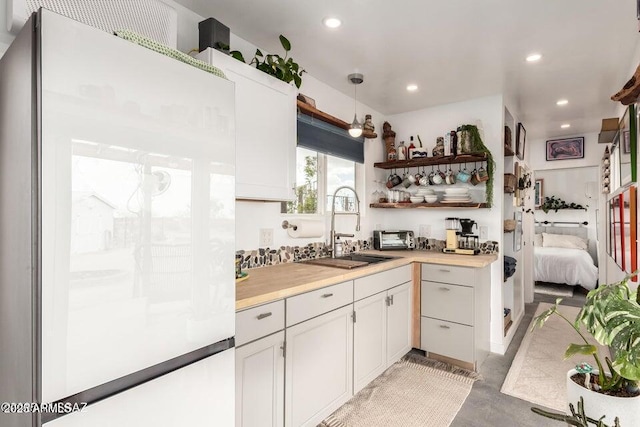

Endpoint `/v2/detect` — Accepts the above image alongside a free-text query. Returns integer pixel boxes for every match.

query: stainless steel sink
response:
[302,253,396,269]
[335,254,397,264]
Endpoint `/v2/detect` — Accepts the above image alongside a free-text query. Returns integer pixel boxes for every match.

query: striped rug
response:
[320,354,480,427]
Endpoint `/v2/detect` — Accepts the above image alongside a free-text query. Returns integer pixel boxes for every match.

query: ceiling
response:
[177,0,640,140]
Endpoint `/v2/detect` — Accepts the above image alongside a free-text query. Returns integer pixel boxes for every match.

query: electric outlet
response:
[479,225,488,240]
[418,224,431,237]
[259,228,273,247]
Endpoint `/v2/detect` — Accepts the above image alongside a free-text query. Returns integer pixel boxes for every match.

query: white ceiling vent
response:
[7,0,178,48]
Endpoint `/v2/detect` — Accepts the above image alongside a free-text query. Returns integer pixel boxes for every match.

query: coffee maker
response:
[457,218,480,255]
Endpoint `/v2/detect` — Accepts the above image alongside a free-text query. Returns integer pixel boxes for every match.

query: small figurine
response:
[363,114,377,138]
[383,121,396,161]
[432,137,445,157]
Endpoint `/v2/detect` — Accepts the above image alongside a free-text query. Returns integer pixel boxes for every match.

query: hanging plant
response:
[540,195,587,213]
[229,35,305,88]
[459,124,495,207]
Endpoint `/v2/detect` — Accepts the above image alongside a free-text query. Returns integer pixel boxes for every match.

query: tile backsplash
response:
[237,238,499,270]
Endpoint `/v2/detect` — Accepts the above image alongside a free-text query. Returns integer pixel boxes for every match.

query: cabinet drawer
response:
[354,265,412,301]
[421,281,474,326]
[421,264,473,286]
[287,281,353,327]
[421,317,474,363]
[236,301,285,347]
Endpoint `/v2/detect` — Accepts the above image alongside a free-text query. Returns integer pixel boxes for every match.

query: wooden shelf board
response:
[296,100,350,130]
[370,202,488,209]
[373,152,488,170]
[504,144,515,156]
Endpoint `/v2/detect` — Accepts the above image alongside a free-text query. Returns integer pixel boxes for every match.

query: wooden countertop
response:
[236,250,497,310]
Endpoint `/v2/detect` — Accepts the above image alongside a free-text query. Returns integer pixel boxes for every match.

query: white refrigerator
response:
[0,9,235,427]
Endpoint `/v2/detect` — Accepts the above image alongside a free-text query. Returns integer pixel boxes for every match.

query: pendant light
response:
[348,73,364,138]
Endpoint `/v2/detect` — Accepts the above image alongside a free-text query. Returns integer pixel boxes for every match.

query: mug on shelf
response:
[386,173,402,188]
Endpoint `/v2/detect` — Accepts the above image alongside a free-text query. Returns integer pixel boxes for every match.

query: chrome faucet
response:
[330,186,361,258]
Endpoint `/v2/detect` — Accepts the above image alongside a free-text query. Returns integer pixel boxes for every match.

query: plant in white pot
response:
[532,274,640,426]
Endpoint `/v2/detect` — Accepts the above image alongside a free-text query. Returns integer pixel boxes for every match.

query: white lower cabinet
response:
[236,331,285,427]
[386,282,412,363]
[353,281,412,394]
[285,304,354,427]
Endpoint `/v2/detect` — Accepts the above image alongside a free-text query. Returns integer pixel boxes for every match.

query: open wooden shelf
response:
[370,202,488,209]
[504,144,515,157]
[373,152,488,170]
[297,100,349,130]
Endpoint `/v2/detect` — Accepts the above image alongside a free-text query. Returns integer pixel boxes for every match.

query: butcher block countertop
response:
[236,250,497,310]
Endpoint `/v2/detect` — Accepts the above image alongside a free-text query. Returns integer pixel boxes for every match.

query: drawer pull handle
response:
[439,269,451,273]
[322,293,334,298]
[439,287,450,291]
[256,312,272,320]
[439,325,451,329]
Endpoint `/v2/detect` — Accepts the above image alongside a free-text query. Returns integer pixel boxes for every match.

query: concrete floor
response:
[450,288,588,427]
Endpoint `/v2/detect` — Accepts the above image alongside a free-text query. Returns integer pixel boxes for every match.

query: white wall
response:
[528,132,601,171]
[533,167,599,244]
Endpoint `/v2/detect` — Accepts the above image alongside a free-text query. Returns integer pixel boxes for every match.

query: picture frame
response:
[513,211,522,252]
[545,136,584,161]
[515,122,526,160]
[534,178,544,208]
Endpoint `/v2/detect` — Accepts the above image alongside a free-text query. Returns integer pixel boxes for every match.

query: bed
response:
[534,226,599,290]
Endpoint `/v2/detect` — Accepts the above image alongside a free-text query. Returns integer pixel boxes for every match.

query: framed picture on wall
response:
[515,122,526,160]
[546,136,584,161]
[534,178,544,207]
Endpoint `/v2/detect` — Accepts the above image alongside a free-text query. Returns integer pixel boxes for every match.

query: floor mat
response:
[534,282,574,297]
[320,354,480,427]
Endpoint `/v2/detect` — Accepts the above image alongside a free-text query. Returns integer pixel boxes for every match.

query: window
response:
[283,147,355,214]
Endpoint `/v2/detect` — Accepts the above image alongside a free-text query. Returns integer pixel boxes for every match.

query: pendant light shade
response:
[348,73,364,138]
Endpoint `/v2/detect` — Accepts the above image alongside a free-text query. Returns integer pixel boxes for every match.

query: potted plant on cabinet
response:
[532,274,640,426]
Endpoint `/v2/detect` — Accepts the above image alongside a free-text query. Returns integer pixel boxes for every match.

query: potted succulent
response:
[532,397,621,426]
[532,274,640,426]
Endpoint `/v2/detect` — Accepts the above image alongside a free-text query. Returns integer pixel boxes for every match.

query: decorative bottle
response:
[397,141,406,160]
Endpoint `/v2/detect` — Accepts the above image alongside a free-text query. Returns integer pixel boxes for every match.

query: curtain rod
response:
[535,221,588,226]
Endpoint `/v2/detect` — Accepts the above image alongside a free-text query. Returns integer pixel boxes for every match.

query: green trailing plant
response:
[229,35,305,88]
[459,124,495,207]
[532,274,640,395]
[531,397,621,427]
[540,195,587,213]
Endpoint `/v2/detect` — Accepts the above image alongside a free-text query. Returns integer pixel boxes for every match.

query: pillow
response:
[542,232,588,251]
[533,234,543,247]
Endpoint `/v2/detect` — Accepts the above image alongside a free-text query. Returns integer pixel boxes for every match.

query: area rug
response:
[534,282,574,297]
[320,354,480,427]
[501,303,609,411]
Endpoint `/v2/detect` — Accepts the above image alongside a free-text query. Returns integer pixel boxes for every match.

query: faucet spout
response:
[330,186,361,258]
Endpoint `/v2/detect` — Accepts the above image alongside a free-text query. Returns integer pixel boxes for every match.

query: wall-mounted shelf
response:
[297,100,349,130]
[370,202,488,209]
[373,152,488,170]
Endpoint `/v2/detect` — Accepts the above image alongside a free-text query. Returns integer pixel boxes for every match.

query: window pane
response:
[283,147,318,214]
[326,155,356,212]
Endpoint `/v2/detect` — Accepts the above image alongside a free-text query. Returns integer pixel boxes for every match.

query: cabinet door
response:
[353,292,387,393]
[230,67,296,201]
[386,282,412,365]
[236,332,285,427]
[285,305,353,427]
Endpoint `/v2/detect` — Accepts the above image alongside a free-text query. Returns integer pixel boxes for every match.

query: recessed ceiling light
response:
[322,17,342,28]
[561,123,571,129]
[406,84,418,92]
[556,99,569,106]
[526,53,542,62]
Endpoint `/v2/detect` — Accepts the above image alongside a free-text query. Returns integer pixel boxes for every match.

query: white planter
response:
[566,369,640,426]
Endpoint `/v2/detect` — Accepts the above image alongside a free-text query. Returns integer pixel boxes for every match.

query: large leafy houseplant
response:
[533,274,640,394]
[230,35,305,88]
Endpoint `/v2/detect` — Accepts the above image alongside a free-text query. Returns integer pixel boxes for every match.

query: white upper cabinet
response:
[198,48,296,201]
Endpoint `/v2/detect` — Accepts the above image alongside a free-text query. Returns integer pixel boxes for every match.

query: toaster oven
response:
[373,230,416,251]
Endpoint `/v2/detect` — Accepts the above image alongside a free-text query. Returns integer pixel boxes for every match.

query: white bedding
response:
[534,246,598,290]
